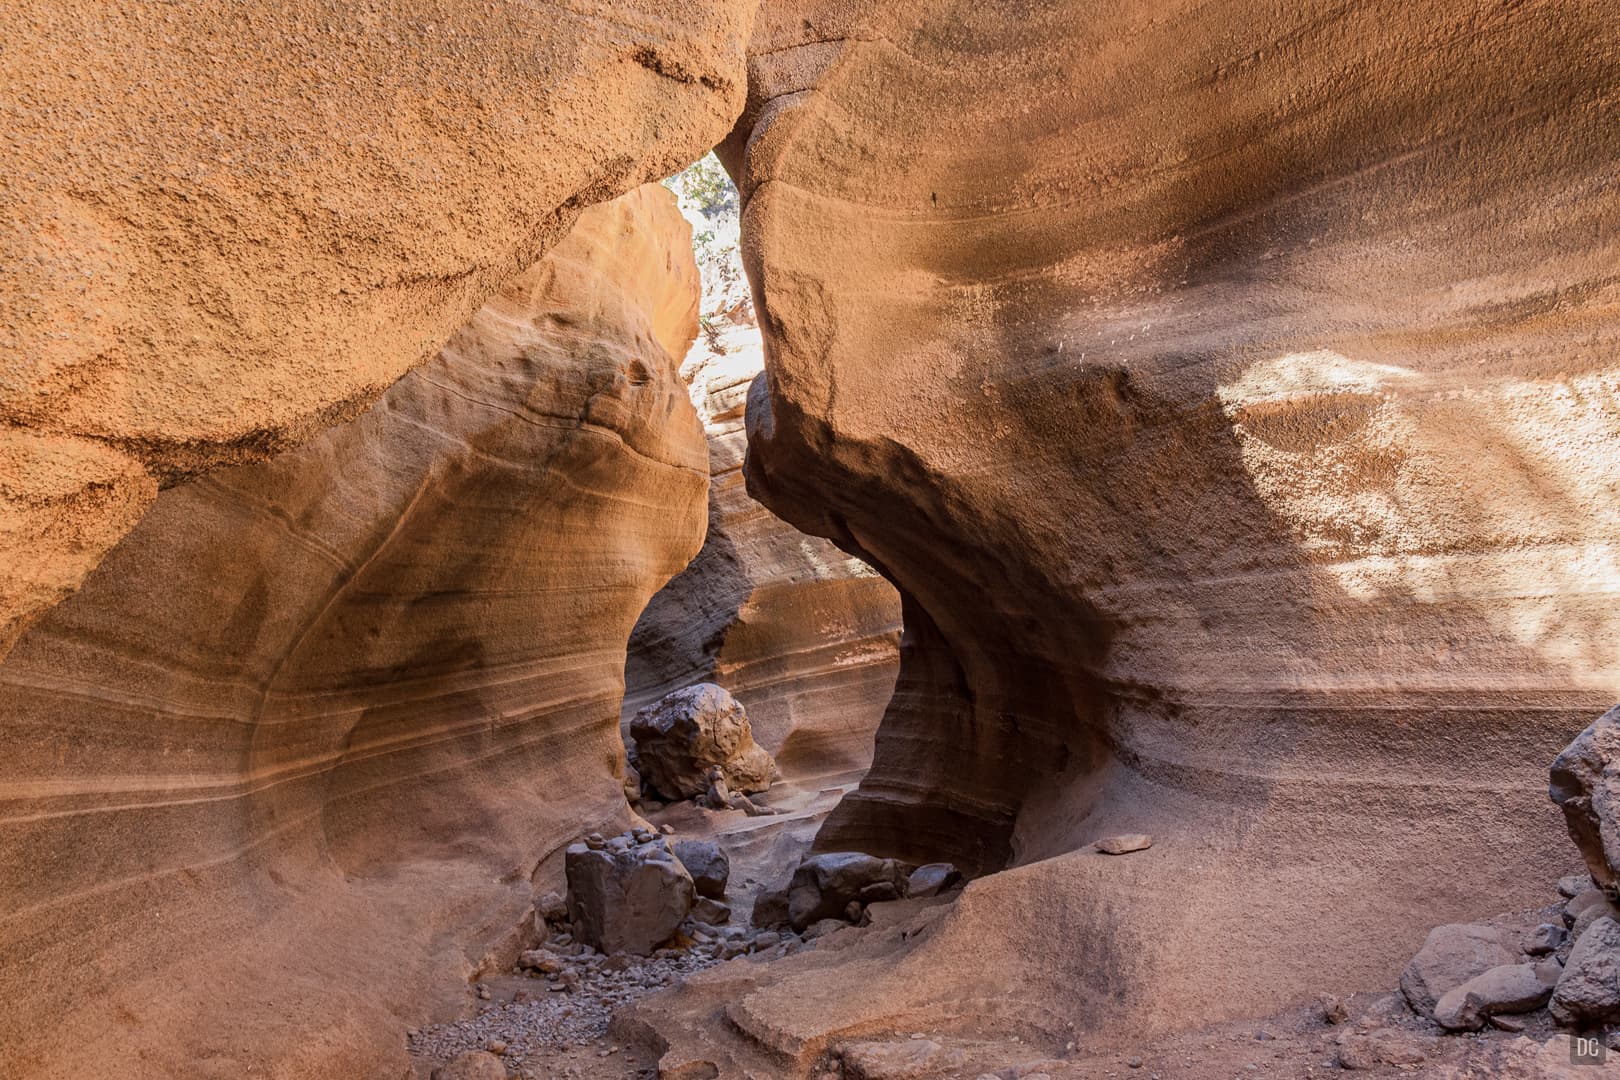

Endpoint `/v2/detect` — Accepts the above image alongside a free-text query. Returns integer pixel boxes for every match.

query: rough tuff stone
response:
[1400,923,1516,1017]
[906,863,963,898]
[1569,889,1620,944]
[691,897,731,925]
[1432,961,1559,1031]
[673,839,731,900]
[629,683,777,800]
[431,1051,508,1080]
[1335,1030,1433,1071]
[840,1039,966,1079]
[1551,916,1620,1025]
[1524,923,1570,956]
[1094,834,1154,855]
[1551,706,1620,894]
[1560,874,1594,899]
[785,852,909,931]
[565,834,694,955]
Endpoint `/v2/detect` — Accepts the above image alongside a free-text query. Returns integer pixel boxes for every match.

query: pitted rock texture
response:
[630,682,777,800]
[0,0,753,659]
[1552,704,1620,893]
[705,0,1620,1051]
[0,186,708,1078]
[625,324,901,779]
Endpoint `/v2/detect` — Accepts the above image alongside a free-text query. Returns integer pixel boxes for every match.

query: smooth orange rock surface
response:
[625,325,901,780]
[669,0,1620,1057]
[0,186,708,1078]
[0,0,753,659]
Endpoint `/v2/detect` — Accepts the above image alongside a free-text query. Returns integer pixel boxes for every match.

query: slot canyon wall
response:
[624,323,902,781]
[673,0,1620,1055]
[0,186,709,1078]
[0,0,753,659]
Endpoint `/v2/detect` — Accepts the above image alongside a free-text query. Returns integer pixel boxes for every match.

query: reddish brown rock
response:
[644,0,1620,1061]
[0,0,754,658]
[0,186,707,1077]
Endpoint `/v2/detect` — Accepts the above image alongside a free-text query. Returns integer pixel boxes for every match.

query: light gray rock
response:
[1432,961,1560,1031]
[785,852,909,931]
[672,839,731,899]
[629,683,777,800]
[1400,923,1516,1017]
[1524,923,1569,956]
[1551,705,1620,894]
[1560,873,1593,899]
[431,1050,507,1080]
[1551,915,1620,1025]
[1094,833,1154,855]
[565,834,694,955]
[906,862,963,898]
[1567,887,1620,942]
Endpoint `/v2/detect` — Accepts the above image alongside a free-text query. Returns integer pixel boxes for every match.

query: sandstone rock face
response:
[625,326,902,778]
[1552,705,1620,893]
[630,682,778,800]
[567,836,697,956]
[0,0,754,659]
[714,0,1620,1044]
[0,186,708,1077]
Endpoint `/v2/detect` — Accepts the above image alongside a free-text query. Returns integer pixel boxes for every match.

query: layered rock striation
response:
[0,186,709,1077]
[711,0,1620,1048]
[626,326,901,778]
[0,0,754,658]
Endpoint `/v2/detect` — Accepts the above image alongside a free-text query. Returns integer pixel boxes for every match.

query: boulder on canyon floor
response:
[567,832,697,956]
[630,683,778,801]
[0,185,709,1077]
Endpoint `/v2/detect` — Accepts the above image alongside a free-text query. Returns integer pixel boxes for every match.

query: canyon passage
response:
[2,2,1619,1079]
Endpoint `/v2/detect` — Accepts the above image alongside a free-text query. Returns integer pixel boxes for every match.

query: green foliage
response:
[664,153,738,219]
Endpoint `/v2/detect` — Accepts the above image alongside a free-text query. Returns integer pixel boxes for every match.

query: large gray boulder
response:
[629,683,777,801]
[565,831,694,955]
[1399,923,1517,1017]
[1551,915,1620,1025]
[1551,704,1620,894]
[672,838,730,899]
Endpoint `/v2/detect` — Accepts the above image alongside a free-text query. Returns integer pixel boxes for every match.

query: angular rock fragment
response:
[1094,834,1154,855]
[1524,923,1569,956]
[906,863,962,898]
[785,852,910,931]
[691,897,731,925]
[566,832,694,955]
[1399,923,1516,1017]
[1569,889,1620,944]
[1551,915,1620,1025]
[672,839,731,899]
[1550,706,1620,894]
[630,683,777,800]
[1432,961,1560,1031]
[1335,1030,1433,1071]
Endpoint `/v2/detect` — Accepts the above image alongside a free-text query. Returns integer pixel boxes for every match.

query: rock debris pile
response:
[1392,704,1620,1040]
